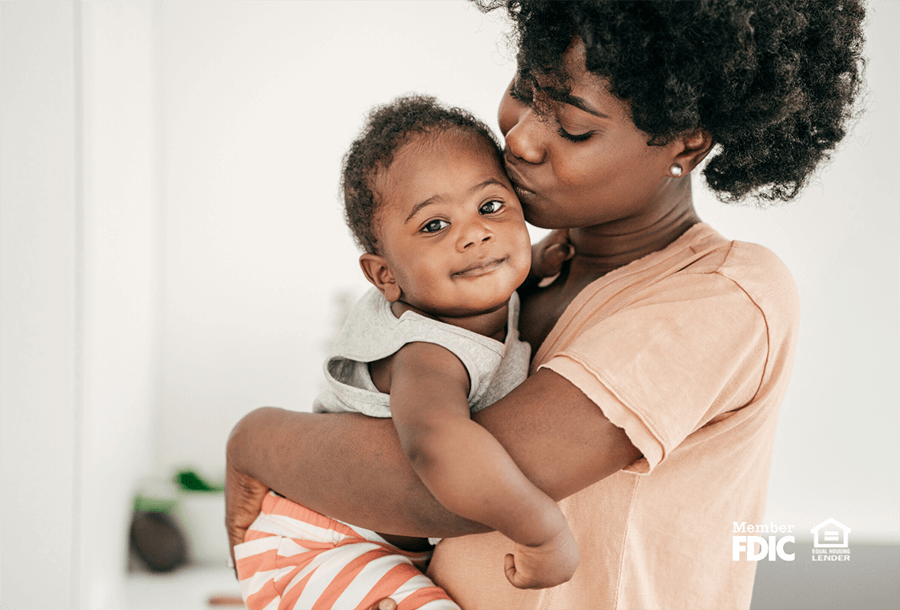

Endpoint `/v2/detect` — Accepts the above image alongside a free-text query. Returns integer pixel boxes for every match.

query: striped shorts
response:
[235,492,460,610]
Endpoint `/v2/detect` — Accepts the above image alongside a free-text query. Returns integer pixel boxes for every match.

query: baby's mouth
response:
[453,258,506,278]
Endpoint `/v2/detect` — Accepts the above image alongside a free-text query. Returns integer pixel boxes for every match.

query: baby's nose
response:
[457,221,494,251]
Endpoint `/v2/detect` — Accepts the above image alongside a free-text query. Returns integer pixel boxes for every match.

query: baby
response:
[234,95,578,610]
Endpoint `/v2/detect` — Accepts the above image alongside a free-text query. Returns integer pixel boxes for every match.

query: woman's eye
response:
[422,219,449,233]
[479,200,504,214]
[557,125,594,143]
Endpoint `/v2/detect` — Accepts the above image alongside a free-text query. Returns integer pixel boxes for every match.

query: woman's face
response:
[498,38,679,230]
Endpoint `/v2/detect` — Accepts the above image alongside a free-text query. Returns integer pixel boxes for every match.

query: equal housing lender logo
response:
[810,518,851,562]
[732,518,851,562]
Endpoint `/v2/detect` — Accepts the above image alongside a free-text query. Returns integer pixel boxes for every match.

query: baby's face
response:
[374,129,531,318]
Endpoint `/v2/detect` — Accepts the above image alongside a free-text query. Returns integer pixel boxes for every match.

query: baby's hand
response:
[504,526,579,589]
[529,229,573,282]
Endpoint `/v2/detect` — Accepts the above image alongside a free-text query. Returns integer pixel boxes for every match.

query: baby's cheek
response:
[516,250,534,282]
[519,233,534,268]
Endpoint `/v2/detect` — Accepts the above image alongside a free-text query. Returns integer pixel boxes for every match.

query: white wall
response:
[1,2,160,607]
[1,3,81,606]
[77,2,161,606]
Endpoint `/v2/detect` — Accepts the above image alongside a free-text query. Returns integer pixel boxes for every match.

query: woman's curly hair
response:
[476,0,865,203]
[342,94,503,253]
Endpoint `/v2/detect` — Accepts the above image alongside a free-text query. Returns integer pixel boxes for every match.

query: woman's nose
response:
[498,96,545,164]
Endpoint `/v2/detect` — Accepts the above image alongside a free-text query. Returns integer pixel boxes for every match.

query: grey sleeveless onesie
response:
[313,288,530,418]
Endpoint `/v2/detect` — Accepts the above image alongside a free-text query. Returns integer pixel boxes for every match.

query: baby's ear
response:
[359,253,401,302]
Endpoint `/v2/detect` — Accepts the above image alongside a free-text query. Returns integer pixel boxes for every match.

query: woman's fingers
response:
[224,461,270,578]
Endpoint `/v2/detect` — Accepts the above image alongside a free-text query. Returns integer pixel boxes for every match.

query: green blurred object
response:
[175,469,224,492]
[133,495,177,513]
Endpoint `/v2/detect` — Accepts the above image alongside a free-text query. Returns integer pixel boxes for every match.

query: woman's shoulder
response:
[679,225,796,290]
[719,239,795,281]
[676,230,800,328]
[719,239,798,307]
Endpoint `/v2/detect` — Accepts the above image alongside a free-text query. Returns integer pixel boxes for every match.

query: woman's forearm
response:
[472,368,642,501]
[226,406,490,538]
[227,369,640,539]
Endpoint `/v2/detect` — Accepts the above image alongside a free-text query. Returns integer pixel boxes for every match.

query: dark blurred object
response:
[130,511,188,572]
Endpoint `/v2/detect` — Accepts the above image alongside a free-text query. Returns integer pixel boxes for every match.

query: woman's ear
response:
[359,253,402,302]
[672,129,715,175]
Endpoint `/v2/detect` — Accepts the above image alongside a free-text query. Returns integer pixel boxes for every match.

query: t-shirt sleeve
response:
[540,271,769,472]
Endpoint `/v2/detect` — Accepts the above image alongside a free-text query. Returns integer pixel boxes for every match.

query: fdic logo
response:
[732,522,795,561]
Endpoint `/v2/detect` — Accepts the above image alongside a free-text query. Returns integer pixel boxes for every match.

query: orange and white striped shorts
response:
[235,492,460,610]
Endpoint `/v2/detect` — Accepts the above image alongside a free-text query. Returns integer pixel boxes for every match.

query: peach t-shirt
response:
[427,223,800,610]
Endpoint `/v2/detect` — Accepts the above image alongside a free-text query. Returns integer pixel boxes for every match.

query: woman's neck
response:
[517,186,699,353]
[566,187,701,285]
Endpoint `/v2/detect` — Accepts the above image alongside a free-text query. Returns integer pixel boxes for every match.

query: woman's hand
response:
[224,458,269,577]
[504,524,580,589]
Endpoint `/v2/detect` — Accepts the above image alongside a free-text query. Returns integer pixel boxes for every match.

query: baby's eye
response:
[479,200,504,215]
[422,219,449,233]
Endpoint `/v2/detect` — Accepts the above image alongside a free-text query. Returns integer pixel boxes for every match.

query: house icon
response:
[810,518,851,548]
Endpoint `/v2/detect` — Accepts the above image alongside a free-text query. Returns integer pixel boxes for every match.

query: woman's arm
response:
[226,367,640,542]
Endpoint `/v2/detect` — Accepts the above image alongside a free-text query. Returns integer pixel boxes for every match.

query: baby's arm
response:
[387,341,579,590]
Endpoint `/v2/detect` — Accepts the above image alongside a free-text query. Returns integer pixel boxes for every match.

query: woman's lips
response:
[512,183,536,203]
[504,163,537,202]
[453,258,506,278]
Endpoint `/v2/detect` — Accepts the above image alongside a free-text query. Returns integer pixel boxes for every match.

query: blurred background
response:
[1,1,897,608]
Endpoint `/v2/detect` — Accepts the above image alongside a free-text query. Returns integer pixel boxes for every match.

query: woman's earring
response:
[669,163,683,177]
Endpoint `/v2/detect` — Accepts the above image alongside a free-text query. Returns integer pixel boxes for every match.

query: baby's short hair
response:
[341,94,503,254]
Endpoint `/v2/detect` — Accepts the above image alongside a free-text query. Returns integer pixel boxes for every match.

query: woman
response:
[226,1,864,608]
